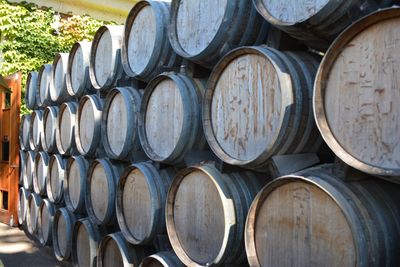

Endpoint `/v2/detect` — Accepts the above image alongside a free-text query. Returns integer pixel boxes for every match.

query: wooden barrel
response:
[42,106,59,153]
[18,187,30,225]
[19,114,31,151]
[51,53,70,103]
[203,46,322,171]
[139,73,207,165]
[245,165,400,267]
[53,207,77,261]
[72,218,104,267]
[37,198,56,246]
[122,0,181,82]
[314,8,400,182]
[67,41,94,98]
[37,64,53,107]
[85,159,124,226]
[19,150,26,185]
[23,150,36,190]
[116,162,176,244]
[29,110,44,151]
[101,87,142,161]
[46,154,66,204]
[166,163,266,266]
[26,192,42,236]
[33,151,50,196]
[97,232,147,267]
[252,0,393,51]
[25,71,38,109]
[89,25,124,91]
[140,251,184,267]
[76,94,103,157]
[65,156,89,214]
[168,0,270,67]
[56,101,78,155]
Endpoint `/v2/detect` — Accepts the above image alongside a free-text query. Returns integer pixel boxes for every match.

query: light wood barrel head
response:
[78,98,96,153]
[70,44,85,93]
[170,169,225,265]
[90,162,109,222]
[121,168,152,242]
[101,237,124,267]
[57,213,68,256]
[126,3,157,75]
[174,0,228,56]
[258,0,329,24]
[43,106,58,151]
[106,92,128,156]
[22,115,30,148]
[52,53,68,100]
[76,223,91,267]
[67,158,82,210]
[314,8,400,176]
[38,64,52,106]
[26,71,38,108]
[28,196,37,233]
[93,29,113,88]
[60,106,73,152]
[246,179,355,267]
[209,51,282,162]
[145,78,184,159]
[39,203,50,242]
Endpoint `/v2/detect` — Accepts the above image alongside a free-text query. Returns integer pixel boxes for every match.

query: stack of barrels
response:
[18,1,400,266]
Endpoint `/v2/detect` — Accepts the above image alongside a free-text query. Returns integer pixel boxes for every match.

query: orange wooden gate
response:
[0,73,21,226]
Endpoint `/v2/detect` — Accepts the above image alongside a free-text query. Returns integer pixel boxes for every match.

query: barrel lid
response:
[122,1,157,77]
[67,41,91,97]
[245,175,357,266]
[38,64,52,106]
[314,7,400,177]
[170,0,228,57]
[167,165,236,266]
[253,0,330,25]
[204,46,294,166]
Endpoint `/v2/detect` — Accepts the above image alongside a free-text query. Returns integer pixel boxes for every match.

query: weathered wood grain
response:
[67,41,93,97]
[245,165,400,266]
[314,8,400,179]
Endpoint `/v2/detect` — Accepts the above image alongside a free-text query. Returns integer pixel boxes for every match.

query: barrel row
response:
[18,159,400,266]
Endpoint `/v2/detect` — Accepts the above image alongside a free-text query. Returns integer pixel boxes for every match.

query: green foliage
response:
[0,0,109,113]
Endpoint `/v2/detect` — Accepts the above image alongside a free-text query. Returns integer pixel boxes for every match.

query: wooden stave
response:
[51,53,71,103]
[66,41,94,98]
[122,0,182,82]
[19,114,31,151]
[168,0,270,68]
[37,198,56,246]
[25,71,38,109]
[101,86,142,161]
[202,45,322,171]
[71,218,104,267]
[19,150,26,185]
[313,7,400,178]
[116,162,176,245]
[89,25,125,91]
[56,101,78,155]
[42,106,59,153]
[140,251,185,267]
[85,158,125,226]
[97,232,147,267]
[23,150,36,190]
[53,207,78,261]
[138,73,207,165]
[252,0,393,51]
[64,155,89,214]
[245,165,400,267]
[166,163,266,266]
[37,64,54,107]
[18,187,30,225]
[46,154,66,204]
[76,94,104,157]
[33,151,50,196]
[26,192,43,236]
[29,110,44,151]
